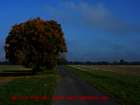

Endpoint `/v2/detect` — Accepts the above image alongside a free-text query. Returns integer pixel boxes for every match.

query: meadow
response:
[0,65,32,72]
[66,65,140,105]
[0,65,59,105]
[0,64,140,105]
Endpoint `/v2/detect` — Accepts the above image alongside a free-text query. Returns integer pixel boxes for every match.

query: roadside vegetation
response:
[66,65,140,105]
[5,17,67,72]
[0,65,59,105]
[0,65,31,72]
[0,17,67,105]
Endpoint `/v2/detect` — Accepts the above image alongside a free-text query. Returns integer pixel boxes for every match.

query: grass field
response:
[71,65,140,76]
[0,65,32,72]
[0,65,59,105]
[66,65,140,105]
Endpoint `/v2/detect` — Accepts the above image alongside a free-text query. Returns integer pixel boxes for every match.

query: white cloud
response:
[44,1,140,33]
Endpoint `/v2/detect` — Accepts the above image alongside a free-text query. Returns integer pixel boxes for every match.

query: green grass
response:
[0,65,31,72]
[0,66,59,105]
[66,65,140,105]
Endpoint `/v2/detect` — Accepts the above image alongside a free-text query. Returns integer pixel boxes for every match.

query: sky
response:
[0,0,140,61]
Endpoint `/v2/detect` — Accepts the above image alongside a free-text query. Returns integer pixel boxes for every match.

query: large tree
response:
[5,18,67,71]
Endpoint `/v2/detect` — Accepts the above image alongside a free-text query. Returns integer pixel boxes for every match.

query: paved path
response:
[53,66,121,105]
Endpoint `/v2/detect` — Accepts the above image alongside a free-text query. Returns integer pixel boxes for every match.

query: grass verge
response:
[66,65,140,105]
[0,68,59,105]
[0,65,31,72]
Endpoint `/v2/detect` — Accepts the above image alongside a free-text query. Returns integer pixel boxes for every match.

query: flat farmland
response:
[0,65,59,105]
[70,65,140,76]
[67,65,140,105]
[0,65,32,72]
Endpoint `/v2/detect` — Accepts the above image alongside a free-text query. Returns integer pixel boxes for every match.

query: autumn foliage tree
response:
[5,18,67,71]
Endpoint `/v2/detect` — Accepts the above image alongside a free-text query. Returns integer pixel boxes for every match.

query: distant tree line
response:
[0,61,11,65]
[66,59,140,65]
[1,59,140,65]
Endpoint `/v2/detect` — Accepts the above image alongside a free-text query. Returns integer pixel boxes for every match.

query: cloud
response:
[44,1,140,33]
[72,2,140,33]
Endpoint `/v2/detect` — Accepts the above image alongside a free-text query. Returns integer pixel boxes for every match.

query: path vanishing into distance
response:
[53,66,121,105]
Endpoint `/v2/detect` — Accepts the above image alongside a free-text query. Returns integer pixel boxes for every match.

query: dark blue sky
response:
[0,0,140,61]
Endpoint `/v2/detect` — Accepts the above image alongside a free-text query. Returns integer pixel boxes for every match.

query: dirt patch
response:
[0,77,17,86]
